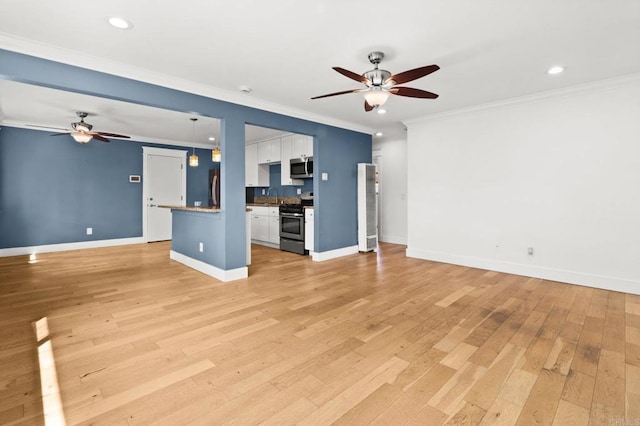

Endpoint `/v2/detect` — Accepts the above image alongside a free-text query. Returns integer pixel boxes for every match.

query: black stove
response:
[279,204,306,255]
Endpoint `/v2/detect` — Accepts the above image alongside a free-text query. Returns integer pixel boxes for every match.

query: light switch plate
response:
[297,188,301,195]
[86,227,93,235]
[322,172,328,181]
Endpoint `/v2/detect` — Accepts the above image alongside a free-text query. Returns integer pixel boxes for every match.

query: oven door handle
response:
[280,213,304,217]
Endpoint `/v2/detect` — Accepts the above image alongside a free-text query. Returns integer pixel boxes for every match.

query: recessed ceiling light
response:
[208,137,216,141]
[548,66,564,75]
[375,132,383,137]
[377,109,387,115]
[108,17,132,30]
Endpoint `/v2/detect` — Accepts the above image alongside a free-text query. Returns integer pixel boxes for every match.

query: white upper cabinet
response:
[246,144,269,187]
[292,134,313,159]
[257,138,281,164]
[280,135,303,186]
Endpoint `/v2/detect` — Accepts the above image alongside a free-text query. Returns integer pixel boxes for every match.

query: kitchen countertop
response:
[247,203,314,209]
[159,205,222,213]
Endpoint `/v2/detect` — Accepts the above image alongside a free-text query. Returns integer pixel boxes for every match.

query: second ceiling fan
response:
[51,111,131,143]
[311,51,439,111]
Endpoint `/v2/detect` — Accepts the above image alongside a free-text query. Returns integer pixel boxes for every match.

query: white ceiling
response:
[0,0,639,144]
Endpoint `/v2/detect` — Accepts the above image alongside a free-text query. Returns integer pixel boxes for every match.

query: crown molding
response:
[403,73,640,126]
[0,33,374,136]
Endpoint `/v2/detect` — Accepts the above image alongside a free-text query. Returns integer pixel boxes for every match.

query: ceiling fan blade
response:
[364,101,374,112]
[333,67,370,84]
[50,132,71,136]
[385,65,440,85]
[390,86,439,99]
[91,134,110,143]
[311,88,362,100]
[95,132,131,139]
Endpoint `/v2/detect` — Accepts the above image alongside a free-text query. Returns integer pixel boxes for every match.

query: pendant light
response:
[188,118,198,167]
[211,146,221,162]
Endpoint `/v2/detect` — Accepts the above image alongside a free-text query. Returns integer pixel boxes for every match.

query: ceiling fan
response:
[311,51,439,111]
[50,111,131,143]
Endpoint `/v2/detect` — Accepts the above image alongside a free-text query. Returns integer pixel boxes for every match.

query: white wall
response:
[373,138,408,244]
[405,75,640,295]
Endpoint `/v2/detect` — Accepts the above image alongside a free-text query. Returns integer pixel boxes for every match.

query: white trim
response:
[250,240,280,250]
[142,146,187,242]
[405,247,640,296]
[403,73,640,126]
[379,234,407,245]
[142,146,188,157]
[0,33,374,136]
[170,250,248,282]
[0,237,144,257]
[312,245,359,262]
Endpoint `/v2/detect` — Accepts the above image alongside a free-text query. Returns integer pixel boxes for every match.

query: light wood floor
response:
[1,242,639,425]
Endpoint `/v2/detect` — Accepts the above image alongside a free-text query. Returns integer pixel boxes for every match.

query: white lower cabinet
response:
[250,206,280,247]
[269,215,280,245]
[305,208,314,253]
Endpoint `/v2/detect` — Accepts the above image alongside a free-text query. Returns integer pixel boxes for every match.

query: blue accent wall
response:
[0,49,372,266]
[314,128,372,252]
[252,165,313,198]
[0,126,220,248]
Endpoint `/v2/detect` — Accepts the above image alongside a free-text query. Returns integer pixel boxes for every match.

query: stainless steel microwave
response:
[290,157,313,179]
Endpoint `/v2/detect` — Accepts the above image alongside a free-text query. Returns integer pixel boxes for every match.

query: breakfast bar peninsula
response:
[160,205,250,282]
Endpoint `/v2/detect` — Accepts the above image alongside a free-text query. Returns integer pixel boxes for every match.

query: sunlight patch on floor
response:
[34,317,66,426]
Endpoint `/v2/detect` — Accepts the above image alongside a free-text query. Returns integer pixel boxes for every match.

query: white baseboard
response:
[0,237,145,257]
[312,245,359,262]
[251,240,280,249]
[170,250,248,282]
[406,247,640,296]
[379,234,407,245]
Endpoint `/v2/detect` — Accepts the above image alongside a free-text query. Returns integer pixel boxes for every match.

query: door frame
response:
[142,146,187,242]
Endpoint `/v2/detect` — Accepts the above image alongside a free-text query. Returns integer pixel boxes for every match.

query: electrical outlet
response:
[199,242,204,252]
[86,227,93,235]
[322,172,328,181]
[262,189,266,195]
[527,247,534,255]
[297,188,302,195]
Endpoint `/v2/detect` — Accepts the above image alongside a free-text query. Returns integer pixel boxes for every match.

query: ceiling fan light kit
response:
[71,132,92,144]
[311,51,439,111]
[363,88,390,108]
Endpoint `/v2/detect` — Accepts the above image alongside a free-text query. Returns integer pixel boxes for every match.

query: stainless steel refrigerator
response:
[209,168,221,208]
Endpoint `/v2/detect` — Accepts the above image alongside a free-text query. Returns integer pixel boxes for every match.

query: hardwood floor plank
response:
[516,369,567,425]
[552,399,589,426]
[66,359,214,424]
[464,343,525,411]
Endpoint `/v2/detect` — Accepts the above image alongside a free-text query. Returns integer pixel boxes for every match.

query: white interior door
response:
[145,151,185,242]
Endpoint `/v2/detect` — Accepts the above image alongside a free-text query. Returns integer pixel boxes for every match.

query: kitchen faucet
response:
[267,187,278,204]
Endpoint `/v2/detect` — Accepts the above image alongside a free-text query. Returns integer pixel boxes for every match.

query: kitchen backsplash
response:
[252,164,313,198]
[253,196,301,205]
